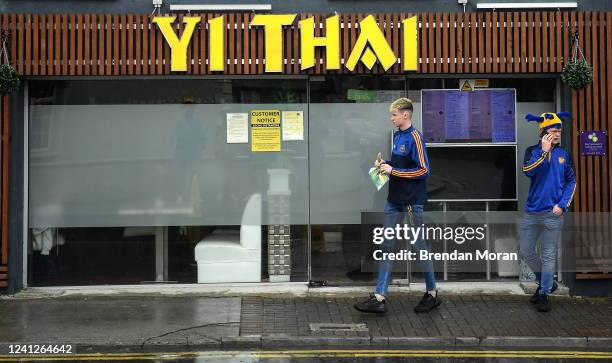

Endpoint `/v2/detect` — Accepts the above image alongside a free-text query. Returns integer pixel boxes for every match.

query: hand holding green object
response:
[374,152,384,167]
[369,152,389,191]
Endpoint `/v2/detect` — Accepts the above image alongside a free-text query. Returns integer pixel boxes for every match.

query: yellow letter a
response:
[153,16,201,72]
[346,15,396,71]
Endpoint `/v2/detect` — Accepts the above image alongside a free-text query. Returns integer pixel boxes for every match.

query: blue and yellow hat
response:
[525,112,570,131]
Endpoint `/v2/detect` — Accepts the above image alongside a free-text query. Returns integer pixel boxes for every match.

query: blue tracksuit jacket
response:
[384,126,430,205]
[522,143,576,213]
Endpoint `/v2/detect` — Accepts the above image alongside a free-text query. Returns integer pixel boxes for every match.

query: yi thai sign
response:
[152,14,418,73]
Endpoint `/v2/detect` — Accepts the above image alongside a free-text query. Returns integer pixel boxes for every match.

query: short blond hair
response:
[389,97,413,113]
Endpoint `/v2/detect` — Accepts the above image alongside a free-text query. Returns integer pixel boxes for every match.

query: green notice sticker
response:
[347,89,377,102]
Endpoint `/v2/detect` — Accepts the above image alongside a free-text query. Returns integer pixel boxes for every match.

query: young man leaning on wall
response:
[519,112,576,312]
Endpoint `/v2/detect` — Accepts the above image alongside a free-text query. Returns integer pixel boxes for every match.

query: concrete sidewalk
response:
[1,290,611,353]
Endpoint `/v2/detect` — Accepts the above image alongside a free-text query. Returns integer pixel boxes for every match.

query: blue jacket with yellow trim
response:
[384,126,430,205]
[523,143,576,213]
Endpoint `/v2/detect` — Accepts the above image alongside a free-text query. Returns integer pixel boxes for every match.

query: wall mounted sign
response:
[251,110,282,152]
[580,130,607,156]
[460,79,475,91]
[347,89,378,102]
[281,111,304,141]
[153,14,418,73]
[460,79,490,91]
[226,113,249,144]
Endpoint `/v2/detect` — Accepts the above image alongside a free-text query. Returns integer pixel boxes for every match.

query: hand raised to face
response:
[541,133,554,152]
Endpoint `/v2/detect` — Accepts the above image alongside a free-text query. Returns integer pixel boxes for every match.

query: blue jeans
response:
[518,211,564,296]
[375,201,436,296]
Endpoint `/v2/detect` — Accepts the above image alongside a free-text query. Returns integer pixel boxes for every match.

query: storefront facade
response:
[1,0,611,294]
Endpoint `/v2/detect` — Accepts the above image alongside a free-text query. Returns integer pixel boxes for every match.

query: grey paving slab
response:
[0,296,240,346]
[221,335,263,349]
[587,337,612,350]
[480,336,588,348]
[386,336,456,347]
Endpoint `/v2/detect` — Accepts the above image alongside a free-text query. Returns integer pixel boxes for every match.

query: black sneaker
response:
[537,294,552,312]
[414,292,441,313]
[354,294,387,313]
[530,281,558,304]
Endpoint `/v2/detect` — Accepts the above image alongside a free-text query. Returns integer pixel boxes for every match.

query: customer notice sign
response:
[251,110,281,152]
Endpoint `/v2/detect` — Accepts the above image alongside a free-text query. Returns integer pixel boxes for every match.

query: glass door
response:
[308,75,407,285]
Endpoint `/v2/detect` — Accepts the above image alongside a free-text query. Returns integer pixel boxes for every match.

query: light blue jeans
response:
[375,202,436,296]
[518,211,564,296]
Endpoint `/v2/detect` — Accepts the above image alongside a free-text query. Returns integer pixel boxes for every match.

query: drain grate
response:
[309,323,368,332]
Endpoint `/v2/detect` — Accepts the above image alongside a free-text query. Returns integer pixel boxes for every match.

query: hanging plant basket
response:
[0,63,20,96]
[0,30,20,96]
[561,59,593,91]
[561,31,593,91]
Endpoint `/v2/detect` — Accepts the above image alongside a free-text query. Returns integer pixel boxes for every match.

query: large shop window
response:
[28,79,308,286]
[308,75,556,285]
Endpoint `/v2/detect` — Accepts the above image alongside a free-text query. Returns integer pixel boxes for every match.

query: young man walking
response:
[520,112,576,312]
[354,98,440,314]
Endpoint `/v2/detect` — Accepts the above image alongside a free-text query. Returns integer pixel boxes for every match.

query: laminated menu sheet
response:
[422,89,516,143]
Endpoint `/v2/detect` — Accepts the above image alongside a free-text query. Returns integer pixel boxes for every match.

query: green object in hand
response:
[369,167,389,191]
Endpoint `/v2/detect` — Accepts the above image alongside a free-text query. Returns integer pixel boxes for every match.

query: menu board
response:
[422,89,516,143]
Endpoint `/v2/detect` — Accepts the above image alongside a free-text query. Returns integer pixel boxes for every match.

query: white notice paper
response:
[226,113,249,143]
[282,111,304,141]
